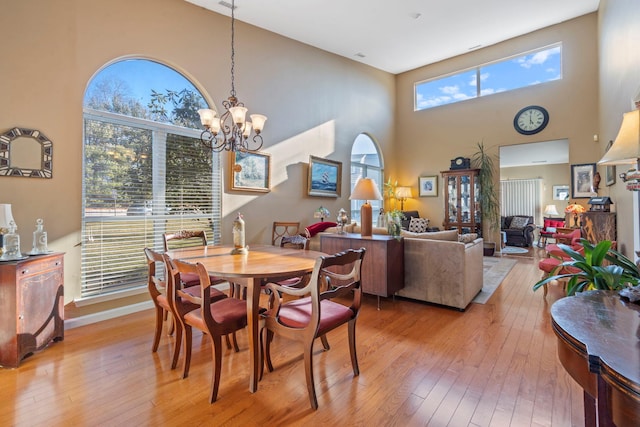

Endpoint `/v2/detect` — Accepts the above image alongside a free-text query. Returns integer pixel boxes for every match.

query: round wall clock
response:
[513,105,549,135]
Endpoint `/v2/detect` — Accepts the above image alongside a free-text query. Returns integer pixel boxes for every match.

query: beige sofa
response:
[309,226,484,311]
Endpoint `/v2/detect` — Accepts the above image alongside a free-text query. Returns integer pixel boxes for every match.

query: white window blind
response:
[500,179,543,225]
[81,109,221,298]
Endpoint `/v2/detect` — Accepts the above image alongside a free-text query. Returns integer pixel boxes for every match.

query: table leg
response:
[247,277,261,393]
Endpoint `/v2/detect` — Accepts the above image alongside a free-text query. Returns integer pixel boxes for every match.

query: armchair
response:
[501,215,536,247]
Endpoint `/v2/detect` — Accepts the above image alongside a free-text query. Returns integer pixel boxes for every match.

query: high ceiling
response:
[185,0,600,74]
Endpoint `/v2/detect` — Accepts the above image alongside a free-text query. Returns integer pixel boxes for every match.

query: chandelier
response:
[197,0,266,152]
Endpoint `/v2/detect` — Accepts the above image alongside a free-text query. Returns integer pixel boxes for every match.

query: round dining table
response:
[166,244,325,393]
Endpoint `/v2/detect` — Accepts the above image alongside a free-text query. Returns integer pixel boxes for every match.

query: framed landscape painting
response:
[230,151,271,192]
[552,185,569,200]
[308,156,341,197]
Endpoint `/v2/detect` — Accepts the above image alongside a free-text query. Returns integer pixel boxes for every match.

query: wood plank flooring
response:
[0,250,584,426]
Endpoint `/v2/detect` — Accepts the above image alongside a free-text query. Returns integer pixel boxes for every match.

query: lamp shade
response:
[395,187,412,199]
[543,204,559,216]
[0,204,14,229]
[599,110,640,165]
[349,178,383,201]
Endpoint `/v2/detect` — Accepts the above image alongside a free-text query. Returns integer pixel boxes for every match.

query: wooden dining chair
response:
[165,255,249,403]
[261,247,366,409]
[145,248,228,369]
[272,221,301,246]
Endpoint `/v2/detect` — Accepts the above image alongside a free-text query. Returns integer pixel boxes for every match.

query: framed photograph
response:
[571,163,597,198]
[605,140,616,186]
[552,185,570,201]
[418,176,438,197]
[307,156,341,197]
[229,151,271,192]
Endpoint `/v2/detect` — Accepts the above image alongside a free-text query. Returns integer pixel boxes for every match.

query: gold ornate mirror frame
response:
[0,127,53,178]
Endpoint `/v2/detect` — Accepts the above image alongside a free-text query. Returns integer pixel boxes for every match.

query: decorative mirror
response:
[0,127,53,178]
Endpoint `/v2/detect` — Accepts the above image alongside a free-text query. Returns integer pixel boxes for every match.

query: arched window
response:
[81,58,221,299]
[350,133,383,223]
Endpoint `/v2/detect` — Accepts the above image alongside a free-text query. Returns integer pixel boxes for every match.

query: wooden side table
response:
[320,233,404,309]
[0,252,64,367]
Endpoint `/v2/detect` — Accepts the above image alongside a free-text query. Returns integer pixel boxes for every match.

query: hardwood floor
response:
[0,250,584,426]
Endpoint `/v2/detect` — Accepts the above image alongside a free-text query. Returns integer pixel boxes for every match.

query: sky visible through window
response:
[416,44,561,110]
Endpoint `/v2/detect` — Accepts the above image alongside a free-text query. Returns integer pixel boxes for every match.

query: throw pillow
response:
[400,229,458,241]
[408,217,429,233]
[509,216,530,229]
[458,233,478,243]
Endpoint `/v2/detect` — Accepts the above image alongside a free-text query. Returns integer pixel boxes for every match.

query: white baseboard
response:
[64,300,154,330]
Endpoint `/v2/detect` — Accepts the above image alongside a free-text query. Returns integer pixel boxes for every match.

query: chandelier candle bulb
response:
[250,114,267,132]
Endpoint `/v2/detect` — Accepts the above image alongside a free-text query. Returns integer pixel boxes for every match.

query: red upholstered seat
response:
[537,257,580,297]
[537,218,565,247]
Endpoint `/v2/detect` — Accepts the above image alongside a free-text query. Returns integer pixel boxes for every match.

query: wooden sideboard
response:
[551,291,640,426]
[320,233,404,308]
[0,252,64,368]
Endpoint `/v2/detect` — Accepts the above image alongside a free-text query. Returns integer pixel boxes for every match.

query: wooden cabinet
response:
[0,253,64,367]
[581,211,616,243]
[320,233,404,301]
[441,169,481,234]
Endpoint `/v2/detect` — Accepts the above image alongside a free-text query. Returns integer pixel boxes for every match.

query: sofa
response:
[308,225,484,311]
[501,215,536,247]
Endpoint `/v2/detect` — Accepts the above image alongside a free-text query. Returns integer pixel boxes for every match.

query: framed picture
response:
[605,140,616,186]
[571,163,597,198]
[307,156,341,197]
[418,176,438,197]
[552,185,570,201]
[230,151,271,192]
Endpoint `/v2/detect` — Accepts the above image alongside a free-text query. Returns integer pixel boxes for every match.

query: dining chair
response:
[165,255,249,403]
[260,247,366,409]
[145,248,228,368]
[272,221,301,246]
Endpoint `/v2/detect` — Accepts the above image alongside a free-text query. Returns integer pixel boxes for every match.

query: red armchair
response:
[537,217,565,247]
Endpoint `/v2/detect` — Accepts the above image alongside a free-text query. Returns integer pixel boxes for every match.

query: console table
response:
[320,233,404,308]
[0,252,64,367]
[551,291,640,426]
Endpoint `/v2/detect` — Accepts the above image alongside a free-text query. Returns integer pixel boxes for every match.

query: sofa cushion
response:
[304,221,338,237]
[400,210,420,230]
[509,216,530,229]
[408,217,429,233]
[400,229,458,241]
[458,233,478,243]
[543,218,564,229]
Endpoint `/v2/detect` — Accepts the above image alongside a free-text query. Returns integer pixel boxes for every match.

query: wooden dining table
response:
[166,244,325,393]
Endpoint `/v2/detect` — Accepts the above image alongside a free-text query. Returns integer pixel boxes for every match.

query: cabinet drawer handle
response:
[21,269,29,275]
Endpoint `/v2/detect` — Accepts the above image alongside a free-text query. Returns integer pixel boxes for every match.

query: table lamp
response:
[543,204,559,217]
[313,206,330,222]
[565,203,586,228]
[395,187,412,211]
[349,178,382,237]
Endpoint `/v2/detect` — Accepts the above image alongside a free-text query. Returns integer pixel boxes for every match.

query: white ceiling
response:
[185,0,600,74]
[500,139,569,168]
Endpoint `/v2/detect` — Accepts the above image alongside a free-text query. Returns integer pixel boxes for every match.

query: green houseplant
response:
[383,179,405,238]
[471,141,500,255]
[533,239,640,295]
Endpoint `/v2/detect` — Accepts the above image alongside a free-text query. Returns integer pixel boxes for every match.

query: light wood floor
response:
[0,249,584,426]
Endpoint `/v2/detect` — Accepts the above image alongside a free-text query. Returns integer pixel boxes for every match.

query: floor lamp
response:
[350,178,383,237]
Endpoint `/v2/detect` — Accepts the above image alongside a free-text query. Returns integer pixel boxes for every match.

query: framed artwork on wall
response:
[552,185,569,200]
[230,151,271,192]
[605,140,616,186]
[571,163,596,198]
[418,176,438,197]
[307,156,341,197]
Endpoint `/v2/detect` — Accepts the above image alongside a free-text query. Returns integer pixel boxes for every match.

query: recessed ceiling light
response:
[410,13,422,20]
[355,53,366,58]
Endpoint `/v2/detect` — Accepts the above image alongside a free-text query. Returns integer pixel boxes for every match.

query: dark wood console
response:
[0,252,64,367]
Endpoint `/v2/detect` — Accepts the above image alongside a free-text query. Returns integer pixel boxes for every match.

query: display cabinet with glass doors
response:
[441,169,481,234]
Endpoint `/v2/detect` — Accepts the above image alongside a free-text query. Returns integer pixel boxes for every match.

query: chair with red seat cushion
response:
[537,217,565,247]
[552,228,581,246]
[261,247,366,410]
[537,256,581,296]
[144,248,227,369]
[165,255,249,403]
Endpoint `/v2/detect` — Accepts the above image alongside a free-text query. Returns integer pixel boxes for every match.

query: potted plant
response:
[533,239,640,295]
[383,179,405,239]
[471,141,500,256]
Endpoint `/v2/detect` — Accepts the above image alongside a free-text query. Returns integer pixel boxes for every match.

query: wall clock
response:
[513,105,549,135]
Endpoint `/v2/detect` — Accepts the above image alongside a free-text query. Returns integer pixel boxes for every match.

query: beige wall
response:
[394,14,599,244]
[500,163,571,215]
[0,0,395,315]
[597,0,640,257]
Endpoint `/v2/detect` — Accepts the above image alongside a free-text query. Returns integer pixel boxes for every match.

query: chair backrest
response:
[280,234,308,250]
[144,247,166,301]
[163,230,208,252]
[265,248,366,329]
[272,222,300,246]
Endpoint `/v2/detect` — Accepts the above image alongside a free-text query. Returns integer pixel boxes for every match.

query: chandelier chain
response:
[230,0,236,98]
